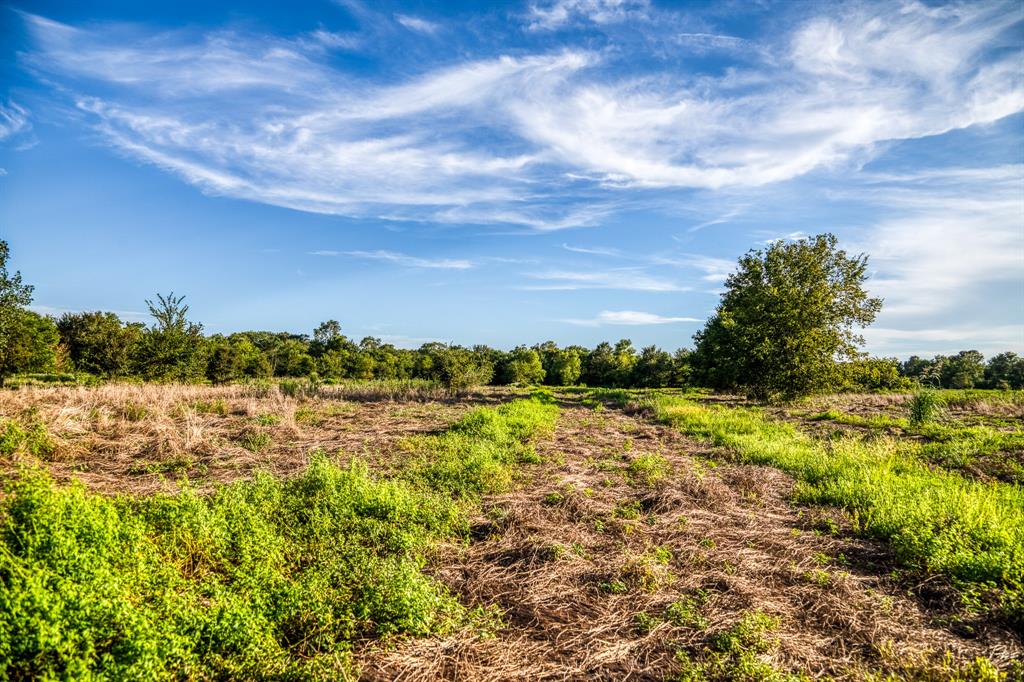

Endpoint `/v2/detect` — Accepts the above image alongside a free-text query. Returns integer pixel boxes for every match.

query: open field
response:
[2,384,1022,680]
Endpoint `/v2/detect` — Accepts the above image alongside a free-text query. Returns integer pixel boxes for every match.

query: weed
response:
[239,431,272,453]
[253,413,280,426]
[626,453,672,486]
[909,390,944,426]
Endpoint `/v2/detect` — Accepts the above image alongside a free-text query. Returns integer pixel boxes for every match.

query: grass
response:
[0,397,558,679]
[646,395,1024,626]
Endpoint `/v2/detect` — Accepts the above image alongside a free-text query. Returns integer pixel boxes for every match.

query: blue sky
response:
[0,0,1021,357]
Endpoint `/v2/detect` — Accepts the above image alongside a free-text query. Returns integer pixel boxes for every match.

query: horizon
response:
[1,0,1022,359]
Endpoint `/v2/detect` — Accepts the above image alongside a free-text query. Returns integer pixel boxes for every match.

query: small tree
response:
[0,240,48,386]
[136,292,207,382]
[692,233,881,401]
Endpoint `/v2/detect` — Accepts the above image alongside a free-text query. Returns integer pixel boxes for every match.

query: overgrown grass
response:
[0,397,558,679]
[647,396,1024,626]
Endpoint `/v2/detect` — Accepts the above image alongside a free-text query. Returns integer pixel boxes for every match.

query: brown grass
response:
[0,383,470,494]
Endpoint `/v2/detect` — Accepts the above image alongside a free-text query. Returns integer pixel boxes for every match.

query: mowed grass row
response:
[0,398,558,681]
[640,395,1024,627]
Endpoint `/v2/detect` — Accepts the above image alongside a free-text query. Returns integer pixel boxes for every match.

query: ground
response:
[1,384,1021,680]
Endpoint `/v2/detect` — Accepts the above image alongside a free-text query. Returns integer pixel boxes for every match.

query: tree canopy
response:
[691,233,882,401]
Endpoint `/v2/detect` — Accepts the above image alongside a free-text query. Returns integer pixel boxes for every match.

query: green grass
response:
[647,396,1024,626]
[399,398,559,499]
[0,397,558,680]
[802,407,1024,484]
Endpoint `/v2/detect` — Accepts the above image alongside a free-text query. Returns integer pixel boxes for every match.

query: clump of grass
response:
[239,430,272,453]
[908,390,944,426]
[626,453,672,486]
[192,398,229,416]
[0,456,471,680]
[120,401,148,422]
[253,413,280,426]
[650,396,1024,626]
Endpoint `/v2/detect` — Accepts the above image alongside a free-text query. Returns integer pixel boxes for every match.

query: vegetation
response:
[0,398,557,679]
[691,234,882,401]
[645,394,1024,625]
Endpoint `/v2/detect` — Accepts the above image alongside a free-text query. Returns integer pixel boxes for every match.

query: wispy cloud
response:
[395,14,440,34]
[526,0,650,30]
[562,243,623,256]
[561,309,699,326]
[0,100,31,141]
[522,268,687,291]
[336,249,474,270]
[18,2,1022,228]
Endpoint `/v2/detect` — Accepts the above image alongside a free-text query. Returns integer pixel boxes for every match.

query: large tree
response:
[692,233,881,401]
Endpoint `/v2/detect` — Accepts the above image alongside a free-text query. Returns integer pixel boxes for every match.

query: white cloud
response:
[848,165,1024,319]
[395,14,440,34]
[0,100,32,145]
[527,0,650,30]
[340,249,474,269]
[562,243,623,256]
[18,2,1024,226]
[561,309,700,326]
[521,268,688,291]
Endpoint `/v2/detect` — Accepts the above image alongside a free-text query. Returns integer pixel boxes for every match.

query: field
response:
[1,383,1022,680]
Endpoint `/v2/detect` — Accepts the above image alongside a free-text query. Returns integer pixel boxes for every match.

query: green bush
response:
[908,390,944,426]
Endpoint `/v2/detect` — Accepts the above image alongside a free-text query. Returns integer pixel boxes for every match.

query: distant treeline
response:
[4,294,1022,391]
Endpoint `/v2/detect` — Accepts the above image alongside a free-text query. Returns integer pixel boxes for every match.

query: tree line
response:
[2,237,1021,395]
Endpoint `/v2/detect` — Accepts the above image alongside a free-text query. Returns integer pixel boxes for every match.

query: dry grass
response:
[0,383,471,494]
[2,384,1019,678]
[361,401,1021,680]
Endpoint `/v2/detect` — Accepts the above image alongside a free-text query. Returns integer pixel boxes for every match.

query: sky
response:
[0,0,1022,357]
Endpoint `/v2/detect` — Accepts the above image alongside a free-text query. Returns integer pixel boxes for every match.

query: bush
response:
[908,390,944,426]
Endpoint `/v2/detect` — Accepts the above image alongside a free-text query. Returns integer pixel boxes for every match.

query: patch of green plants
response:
[665,595,709,630]
[253,413,281,426]
[626,453,672,486]
[649,396,1024,626]
[0,417,55,459]
[673,610,798,682]
[400,398,558,500]
[909,390,945,426]
[0,456,476,680]
[192,398,229,416]
[239,430,273,453]
[120,401,148,422]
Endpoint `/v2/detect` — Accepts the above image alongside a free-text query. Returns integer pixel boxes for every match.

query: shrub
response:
[908,390,944,426]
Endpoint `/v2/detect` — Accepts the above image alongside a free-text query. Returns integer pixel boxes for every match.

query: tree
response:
[500,346,545,385]
[0,241,44,386]
[940,350,985,389]
[136,292,207,382]
[633,345,674,387]
[57,311,142,377]
[692,234,882,401]
[0,310,59,380]
[985,352,1024,389]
